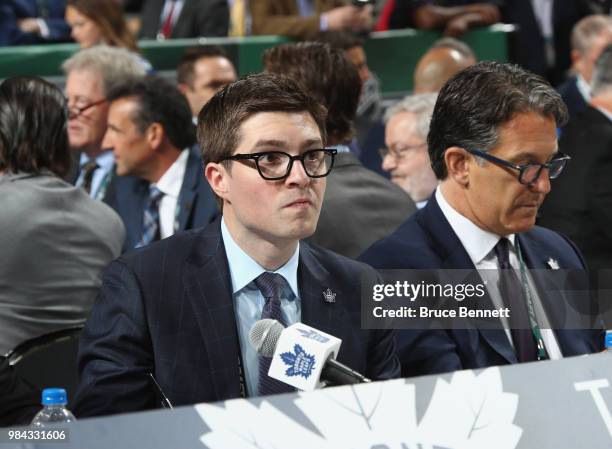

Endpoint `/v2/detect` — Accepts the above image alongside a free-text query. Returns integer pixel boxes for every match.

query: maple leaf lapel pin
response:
[546,257,560,270]
[322,288,336,303]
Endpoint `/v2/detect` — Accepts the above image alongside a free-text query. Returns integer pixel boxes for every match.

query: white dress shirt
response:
[153,149,189,239]
[76,150,115,200]
[436,187,563,359]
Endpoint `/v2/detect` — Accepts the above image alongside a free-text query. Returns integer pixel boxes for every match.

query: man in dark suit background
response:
[263,42,415,258]
[557,15,612,121]
[73,72,399,417]
[360,61,602,377]
[62,46,147,201]
[138,0,228,39]
[102,76,218,250]
[539,45,612,277]
[0,0,70,45]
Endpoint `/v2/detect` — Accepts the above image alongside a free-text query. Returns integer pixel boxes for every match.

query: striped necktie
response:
[136,186,164,248]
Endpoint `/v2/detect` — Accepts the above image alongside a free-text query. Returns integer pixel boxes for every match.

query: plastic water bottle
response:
[31,388,76,427]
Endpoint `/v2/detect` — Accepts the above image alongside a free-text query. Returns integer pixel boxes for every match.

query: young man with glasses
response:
[73,73,400,418]
[62,46,147,200]
[360,61,603,378]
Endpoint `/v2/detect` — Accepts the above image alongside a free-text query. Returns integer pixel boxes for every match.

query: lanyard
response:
[516,240,549,361]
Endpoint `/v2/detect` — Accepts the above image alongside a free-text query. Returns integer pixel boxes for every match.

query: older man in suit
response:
[138,0,228,39]
[539,45,612,276]
[360,61,603,377]
[250,0,372,39]
[73,73,399,417]
[101,76,218,251]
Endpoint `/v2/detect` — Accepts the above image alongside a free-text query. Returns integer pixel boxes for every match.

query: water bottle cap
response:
[606,330,612,349]
[41,388,68,405]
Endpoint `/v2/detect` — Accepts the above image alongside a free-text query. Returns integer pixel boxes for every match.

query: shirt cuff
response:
[37,19,50,38]
[319,13,328,31]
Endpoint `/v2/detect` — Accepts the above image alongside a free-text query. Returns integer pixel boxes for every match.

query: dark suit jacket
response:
[104,146,218,251]
[360,195,602,377]
[557,76,589,122]
[0,0,70,45]
[139,0,228,39]
[503,0,590,86]
[250,0,344,38]
[538,106,612,274]
[73,217,400,417]
[307,152,416,258]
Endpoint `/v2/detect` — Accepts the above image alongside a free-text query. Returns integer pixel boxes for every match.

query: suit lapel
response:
[299,245,334,335]
[422,196,517,363]
[177,147,200,231]
[182,218,242,400]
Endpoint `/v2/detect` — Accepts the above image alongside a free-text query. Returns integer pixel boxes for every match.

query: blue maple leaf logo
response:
[280,344,316,379]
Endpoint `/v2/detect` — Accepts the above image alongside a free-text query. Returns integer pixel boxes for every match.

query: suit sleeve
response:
[195,0,229,37]
[250,0,343,38]
[73,259,158,417]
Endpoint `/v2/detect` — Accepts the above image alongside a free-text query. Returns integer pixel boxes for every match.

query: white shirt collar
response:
[221,217,300,298]
[435,187,515,264]
[154,149,189,199]
[576,74,592,103]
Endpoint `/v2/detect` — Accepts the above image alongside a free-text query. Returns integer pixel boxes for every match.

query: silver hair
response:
[62,45,147,95]
[384,93,437,140]
[592,45,612,95]
[571,15,612,55]
[430,37,476,62]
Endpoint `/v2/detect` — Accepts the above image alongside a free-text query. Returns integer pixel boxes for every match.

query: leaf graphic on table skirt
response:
[416,368,522,449]
[294,379,422,448]
[195,399,335,449]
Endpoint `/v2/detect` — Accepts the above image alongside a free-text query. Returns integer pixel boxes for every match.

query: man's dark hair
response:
[263,42,361,145]
[107,76,195,149]
[0,76,70,177]
[177,45,231,87]
[428,61,568,179]
[311,31,364,51]
[197,72,327,168]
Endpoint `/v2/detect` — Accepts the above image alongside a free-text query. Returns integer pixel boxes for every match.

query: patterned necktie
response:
[81,160,98,195]
[253,272,294,396]
[493,238,538,362]
[137,186,164,248]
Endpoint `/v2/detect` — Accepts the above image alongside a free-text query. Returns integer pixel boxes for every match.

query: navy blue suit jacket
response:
[557,76,588,123]
[73,218,400,417]
[0,0,70,45]
[104,146,218,251]
[359,195,603,377]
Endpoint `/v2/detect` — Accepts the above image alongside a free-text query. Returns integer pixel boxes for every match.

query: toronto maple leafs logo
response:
[322,288,336,303]
[280,344,316,379]
[297,328,330,343]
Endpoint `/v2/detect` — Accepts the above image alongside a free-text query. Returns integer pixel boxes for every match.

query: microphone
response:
[249,319,371,391]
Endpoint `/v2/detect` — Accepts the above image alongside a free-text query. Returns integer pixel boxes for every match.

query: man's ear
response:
[177,83,190,96]
[205,162,230,201]
[444,146,470,186]
[145,122,164,150]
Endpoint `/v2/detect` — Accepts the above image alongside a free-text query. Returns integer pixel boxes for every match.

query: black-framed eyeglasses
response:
[221,149,337,180]
[466,149,571,185]
[378,143,427,160]
[67,97,107,119]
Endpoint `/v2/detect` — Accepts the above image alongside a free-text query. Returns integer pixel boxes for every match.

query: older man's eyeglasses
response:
[221,149,338,181]
[466,149,571,185]
[67,97,107,119]
[378,143,427,160]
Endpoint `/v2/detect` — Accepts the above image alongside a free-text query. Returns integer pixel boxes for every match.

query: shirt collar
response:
[576,74,592,103]
[332,144,351,154]
[435,187,515,264]
[154,149,189,198]
[221,217,300,298]
[79,150,115,171]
